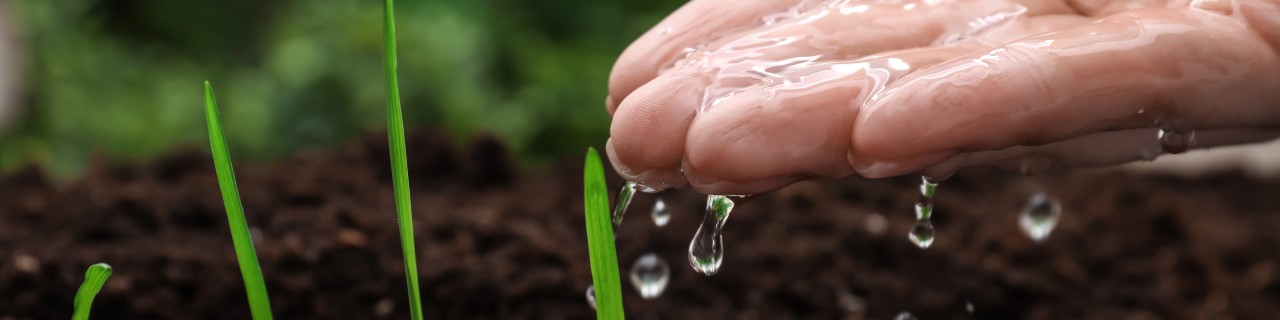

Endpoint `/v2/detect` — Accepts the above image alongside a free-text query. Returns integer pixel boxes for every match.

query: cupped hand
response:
[606,0,1280,195]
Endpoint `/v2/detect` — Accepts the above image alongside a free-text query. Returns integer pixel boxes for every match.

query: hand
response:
[605,0,1280,195]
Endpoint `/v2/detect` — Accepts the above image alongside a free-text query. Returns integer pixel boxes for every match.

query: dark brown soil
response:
[3,131,1280,319]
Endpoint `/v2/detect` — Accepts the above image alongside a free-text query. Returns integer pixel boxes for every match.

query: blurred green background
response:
[0,0,684,178]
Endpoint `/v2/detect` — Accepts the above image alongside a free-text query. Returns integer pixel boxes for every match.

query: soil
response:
[3,131,1280,319]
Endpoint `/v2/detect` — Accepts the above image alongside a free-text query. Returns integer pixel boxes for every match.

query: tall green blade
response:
[72,263,112,320]
[204,81,274,320]
[382,1,425,318]
[583,148,624,319]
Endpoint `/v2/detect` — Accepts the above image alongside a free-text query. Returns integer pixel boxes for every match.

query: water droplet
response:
[374,298,395,317]
[651,198,671,228]
[1018,192,1062,242]
[689,195,736,276]
[919,176,939,198]
[1158,129,1196,154]
[613,181,637,227]
[629,253,671,299]
[585,284,596,310]
[966,300,975,314]
[863,213,887,235]
[838,292,866,314]
[909,176,939,248]
[895,311,918,320]
[908,220,935,249]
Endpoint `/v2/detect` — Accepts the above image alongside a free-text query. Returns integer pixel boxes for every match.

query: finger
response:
[919,128,1280,177]
[607,4,1079,191]
[607,0,809,112]
[676,15,1092,194]
[680,45,984,195]
[608,0,1070,114]
[853,7,1280,178]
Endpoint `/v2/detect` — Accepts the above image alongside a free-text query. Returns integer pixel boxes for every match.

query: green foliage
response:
[0,0,686,178]
[204,81,274,320]
[583,148,624,319]
[382,1,425,318]
[72,263,112,320]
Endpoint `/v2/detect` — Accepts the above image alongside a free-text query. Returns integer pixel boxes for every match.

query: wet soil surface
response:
[3,132,1280,319]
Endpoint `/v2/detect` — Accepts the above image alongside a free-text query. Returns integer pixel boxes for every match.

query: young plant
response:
[382,0,425,318]
[72,263,112,320]
[204,81,275,320]
[583,148,624,319]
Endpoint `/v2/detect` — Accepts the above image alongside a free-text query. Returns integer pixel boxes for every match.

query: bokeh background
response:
[7,1,1280,319]
[0,0,684,178]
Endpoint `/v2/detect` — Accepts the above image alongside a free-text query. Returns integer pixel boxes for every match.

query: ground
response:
[2,132,1279,319]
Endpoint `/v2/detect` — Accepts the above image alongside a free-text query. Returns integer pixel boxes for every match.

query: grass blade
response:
[382,1,425,318]
[584,148,624,319]
[72,263,112,320]
[204,81,275,320]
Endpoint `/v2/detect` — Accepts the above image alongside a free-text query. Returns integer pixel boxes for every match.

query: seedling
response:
[72,263,112,320]
[204,81,275,320]
[583,148,624,319]
[382,0,426,318]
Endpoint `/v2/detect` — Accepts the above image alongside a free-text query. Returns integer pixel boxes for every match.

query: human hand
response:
[605,0,1280,195]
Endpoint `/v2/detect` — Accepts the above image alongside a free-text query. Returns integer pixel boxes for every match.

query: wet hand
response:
[605,0,1280,194]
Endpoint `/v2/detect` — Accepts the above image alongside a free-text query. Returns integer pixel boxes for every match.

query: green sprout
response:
[583,148,624,319]
[383,0,425,318]
[204,81,275,320]
[72,263,112,320]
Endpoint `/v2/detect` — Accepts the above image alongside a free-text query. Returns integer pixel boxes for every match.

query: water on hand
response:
[651,197,671,228]
[689,195,736,276]
[629,252,671,299]
[1158,129,1196,154]
[1018,192,1062,242]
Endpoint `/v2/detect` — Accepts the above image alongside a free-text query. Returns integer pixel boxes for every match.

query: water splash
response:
[629,253,671,299]
[613,181,637,227]
[689,195,737,275]
[1018,192,1062,242]
[651,197,671,228]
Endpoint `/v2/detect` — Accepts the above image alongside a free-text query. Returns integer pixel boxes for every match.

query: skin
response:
[606,0,1280,195]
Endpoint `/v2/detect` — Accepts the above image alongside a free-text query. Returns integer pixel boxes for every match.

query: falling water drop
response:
[651,198,671,228]
[908,220,935,249]
[909,176,939,249]
[689,195,736,276]
[629,253,671,299]
[1018,192,1062,242]
[585,284,596,310]
[894,311,918,320]
[613,181,637,227]
[1158,129,1196,154]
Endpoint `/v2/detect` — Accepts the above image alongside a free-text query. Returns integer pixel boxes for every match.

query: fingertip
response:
[607,73,704,190]
[605,138,688,190]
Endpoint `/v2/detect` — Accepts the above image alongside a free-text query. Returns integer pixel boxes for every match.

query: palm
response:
[607,0,1280,195]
